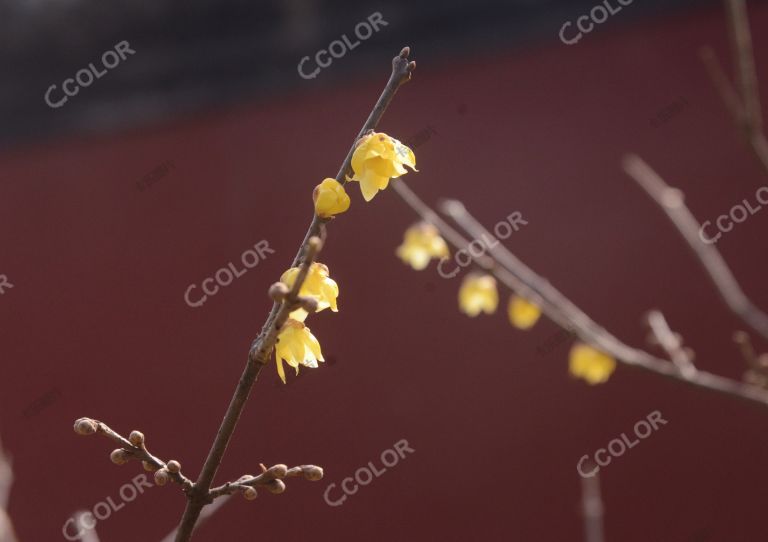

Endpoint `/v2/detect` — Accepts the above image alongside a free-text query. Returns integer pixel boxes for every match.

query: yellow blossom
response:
[313,178,350,218]
[280,262,339,321]
[349,132,417,201]
[275,319,324,383]
[569,343,616,385]
[458,274,498,317]
[507,295,542,330]
[396,222,449,270]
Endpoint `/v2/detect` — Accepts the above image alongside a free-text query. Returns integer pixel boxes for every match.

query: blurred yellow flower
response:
[275,319,324,383]
[396,222,449,270]
[313,178,350,218]
[280,263,339,322]
[458,274,498,317]
[507,295,542,330]
[349,132,417,201]
[569,343,616,385]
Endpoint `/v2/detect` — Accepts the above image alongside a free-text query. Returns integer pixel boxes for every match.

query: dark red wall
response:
[2,4,768,541]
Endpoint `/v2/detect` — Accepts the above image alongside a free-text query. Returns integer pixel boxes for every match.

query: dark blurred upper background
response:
[1,0,704,148]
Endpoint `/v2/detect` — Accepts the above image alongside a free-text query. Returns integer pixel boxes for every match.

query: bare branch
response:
[393,180,768,408]
[645,310,697,378]
[700,46,745,127]
[73,418,193,490]
[436,195,768,408]
[724,0,763,134]
[580,462,605,542]
[173,47,417,542]
[701,2,768,175]
[623,154,768,342]
[209,463,323,499]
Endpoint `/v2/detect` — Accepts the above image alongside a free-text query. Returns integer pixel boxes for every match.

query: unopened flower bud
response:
[313,178,350,218]
[269,282,290,302]
[166,460,181,474]
[74,418,97,436]
[266,479,286,494]
[302,466,324,481]
[299,296,319,313]
[243,487,258,500]
[268,464,288,479]
[75,418,98,435]
[110,449,129,465]
[128,431,145,446]
[143,461,157,472]
[154,468,170,486]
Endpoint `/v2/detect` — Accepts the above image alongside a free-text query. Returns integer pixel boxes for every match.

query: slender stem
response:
[646,310,696,378]
[724,0,762,135]
[623,154,768,342]
[580,463,605,542]
[391,179,768,409]
[175,240,322,542]
[701,1,768,175]
[173,47,417,542]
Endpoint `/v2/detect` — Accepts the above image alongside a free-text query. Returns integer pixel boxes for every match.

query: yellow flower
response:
[458,274,498,317]
[396,222,449,270]
[507,295,542,330]
[313,178,350,218]
[569,343,616,385]
[275,319,324,383]
[280,262,339,321]
[349,132,417,201]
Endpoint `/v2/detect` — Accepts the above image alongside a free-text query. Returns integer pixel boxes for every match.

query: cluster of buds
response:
[216,463,324,501]
[73,417,191,490]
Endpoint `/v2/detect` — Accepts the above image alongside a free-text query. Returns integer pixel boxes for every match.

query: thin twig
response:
[580,462,605,542]
[0,441,17,542]
[700,46,745,127]
[724,0,763,134]
[701,1,768,175]
[173,47,417,542]
[645,310,697,378]
[209,464,322,499]
[391,179,768,408]
[74,418,193,490]
[440,195,768,407]
[623,154,768,342]
[174,237,323,541]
